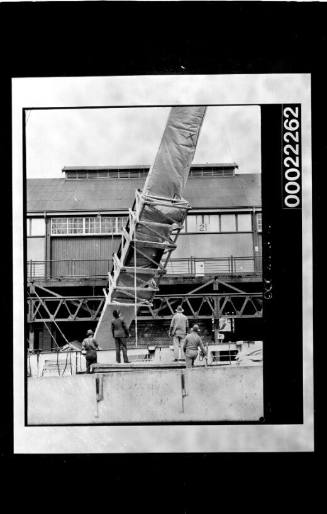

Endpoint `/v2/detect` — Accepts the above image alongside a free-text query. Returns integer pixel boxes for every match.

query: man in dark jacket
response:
[82,329,99,373]
[111,310,130,363]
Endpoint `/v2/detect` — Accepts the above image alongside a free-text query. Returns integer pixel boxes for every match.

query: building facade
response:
[26,164,262,351]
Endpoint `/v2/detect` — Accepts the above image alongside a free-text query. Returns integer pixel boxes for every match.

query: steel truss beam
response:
[27,292,262,322]
[27,296,106,322]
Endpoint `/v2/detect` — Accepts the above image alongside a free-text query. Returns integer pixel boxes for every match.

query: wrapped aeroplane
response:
[94,106,206,349]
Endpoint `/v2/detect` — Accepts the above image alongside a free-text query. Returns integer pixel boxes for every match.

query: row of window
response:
[26,212,262,237]
[65,169,149,180]
[51,216,128,235]
[65,167,235,180]
[189,167,234,177]
[184,213,262,233]
[185,213,253,233]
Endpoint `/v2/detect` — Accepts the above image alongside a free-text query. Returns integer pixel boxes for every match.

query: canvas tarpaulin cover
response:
[143,106,207,199]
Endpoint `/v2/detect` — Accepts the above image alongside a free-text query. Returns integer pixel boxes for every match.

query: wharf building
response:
[26,163,262,353]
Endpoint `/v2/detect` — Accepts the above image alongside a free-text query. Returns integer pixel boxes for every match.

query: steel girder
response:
[27,292,262,322]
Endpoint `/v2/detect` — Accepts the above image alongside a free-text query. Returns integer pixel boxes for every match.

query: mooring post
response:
[181,370,188,413]
[95,374,104,418]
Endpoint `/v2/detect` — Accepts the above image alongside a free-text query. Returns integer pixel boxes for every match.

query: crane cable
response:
[134,211,138,348]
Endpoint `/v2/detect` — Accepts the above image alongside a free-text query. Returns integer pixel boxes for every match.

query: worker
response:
[111,309,130,363]
[169,305,189,361]
[182,324,207,368]
[81,329,99,373]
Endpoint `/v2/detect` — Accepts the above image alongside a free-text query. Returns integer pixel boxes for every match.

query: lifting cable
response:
[133,211,138,348]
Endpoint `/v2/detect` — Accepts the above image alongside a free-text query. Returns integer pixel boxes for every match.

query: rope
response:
[62,349,69,376]
[61,348,73,376]
[41,322,61,375]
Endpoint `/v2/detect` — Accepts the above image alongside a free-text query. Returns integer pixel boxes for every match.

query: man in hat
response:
[182,324,207,368]
[81,329,99,373]
[169,305,189,361]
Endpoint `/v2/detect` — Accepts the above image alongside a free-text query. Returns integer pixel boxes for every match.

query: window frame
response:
[256,212,262,232]
[26,217,46,237]
[236,213,252,232]
[219,213,237,233]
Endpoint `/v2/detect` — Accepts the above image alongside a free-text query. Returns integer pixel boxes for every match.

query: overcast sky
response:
[26,105,261,178]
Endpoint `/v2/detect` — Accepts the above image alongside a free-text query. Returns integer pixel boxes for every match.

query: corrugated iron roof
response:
[27,174,261,213]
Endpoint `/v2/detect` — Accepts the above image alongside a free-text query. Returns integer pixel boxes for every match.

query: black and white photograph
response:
[12,74,313,452]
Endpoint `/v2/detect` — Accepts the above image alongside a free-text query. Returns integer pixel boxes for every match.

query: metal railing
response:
[27,259,112,280]
[27,256,261,280]
[165,256,261,275]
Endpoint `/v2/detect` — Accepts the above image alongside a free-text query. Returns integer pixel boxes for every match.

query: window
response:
[237,214,252,232]
[189,167,235,177]
[51,216,128,235]
[85,217,101,234]
[208,215,220,232]
[97,171,109,178]
[26,218,46,236]
[68,217,84,234]
[187,214,219,232]
[51,218,68,234]
[220,214,236,232]
[101,217,117,233]
[116,217,127,232]
[198,215,210,232]
[256,212,262,232]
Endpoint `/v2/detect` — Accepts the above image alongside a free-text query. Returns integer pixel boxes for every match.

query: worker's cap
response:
[87,329,94,335]
[176,305,184,313]
[192,324,200,332]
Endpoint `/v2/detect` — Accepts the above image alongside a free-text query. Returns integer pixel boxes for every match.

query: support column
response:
[252,208,260,273]
[213,278,220,344]
[28,325,34,351]
[45,215,51,279]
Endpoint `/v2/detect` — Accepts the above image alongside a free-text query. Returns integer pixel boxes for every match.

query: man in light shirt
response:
[182,324,207,368]
[169,305,189,361]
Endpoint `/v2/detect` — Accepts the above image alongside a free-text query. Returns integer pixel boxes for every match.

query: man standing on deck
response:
[82,329,99,373]
[112,309,130,363]
[169,305,189,361]
[182,324,207,368]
